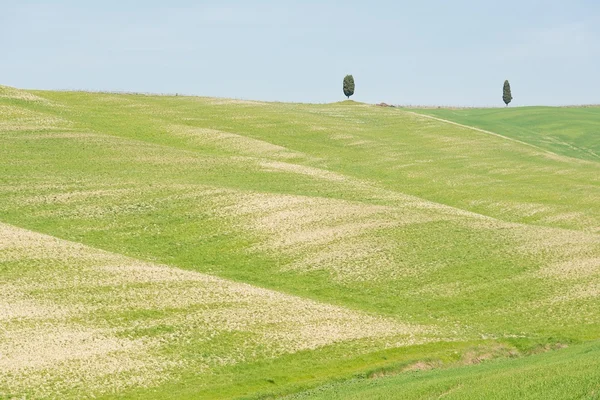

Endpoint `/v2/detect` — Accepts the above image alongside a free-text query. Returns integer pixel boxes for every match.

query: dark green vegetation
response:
[1,85,599,399]
[343,74,355,99]
[503,80,513,106]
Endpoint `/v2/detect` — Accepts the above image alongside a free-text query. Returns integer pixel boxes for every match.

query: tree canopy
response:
[503,80,513,106]
[343,75,355,99]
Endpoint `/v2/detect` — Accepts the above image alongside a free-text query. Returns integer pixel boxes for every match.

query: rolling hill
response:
[1,85,599,399]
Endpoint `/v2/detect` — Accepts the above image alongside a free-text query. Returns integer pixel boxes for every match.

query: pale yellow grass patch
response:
[552,283,600,302]
[528,282,600,310]
[0,86,51,103]
[167,125,305,160]
[0,325,145,373]
[330,133,354,140]
[285,237,400,281]
[0,223,105,262]
[254,160,491,223]
[5,131,102,140]
[0,285,67,320]
[542,211,587,223]
[259,160,348,182]
[0,222,427,397]
[485,201,553,217]
[22,188,136,206]
[212,190,449,281]
[1,326,174,399]
[462,215,600,257]
[540,211,599,232]
[540,257,600,279]
[461,216,600,290]
[0,105,73,131]
[347,139,374,147]
[514,225,600,257]
[466,200,599,232]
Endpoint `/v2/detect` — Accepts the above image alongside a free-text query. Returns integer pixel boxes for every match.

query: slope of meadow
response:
[0,86,599,398]
[287,340,600,400]
[410,106,600,162]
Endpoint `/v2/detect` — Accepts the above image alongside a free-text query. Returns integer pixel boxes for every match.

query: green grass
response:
[285,340,600,400]
[409,106,600,162]
[1,86,599,398]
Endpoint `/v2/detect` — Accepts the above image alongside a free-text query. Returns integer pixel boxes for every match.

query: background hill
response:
[411,106,600,162]
[1,86,599,399]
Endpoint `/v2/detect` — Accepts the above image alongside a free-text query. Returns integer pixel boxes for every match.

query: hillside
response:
[287,340,600,400]
[1,86,599,399]
[410,106,600,162]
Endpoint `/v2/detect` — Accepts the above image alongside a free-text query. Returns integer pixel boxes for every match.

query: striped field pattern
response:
[0,85,599,398]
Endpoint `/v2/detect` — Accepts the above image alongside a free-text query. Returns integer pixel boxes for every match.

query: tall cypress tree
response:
[343,75,355,99]
[503,80,513,106]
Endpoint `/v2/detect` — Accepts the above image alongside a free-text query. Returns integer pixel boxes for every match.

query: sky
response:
[2,0,599,106]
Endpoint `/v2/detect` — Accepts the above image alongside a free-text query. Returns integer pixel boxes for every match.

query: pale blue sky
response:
[2,1,599,106]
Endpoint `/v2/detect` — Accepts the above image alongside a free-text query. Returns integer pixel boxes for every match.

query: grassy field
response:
[1,85,599,398]
[410,106,600,162]
[286,340,600,400]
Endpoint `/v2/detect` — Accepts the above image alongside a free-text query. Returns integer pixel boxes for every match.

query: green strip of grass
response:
[285,340,600,400]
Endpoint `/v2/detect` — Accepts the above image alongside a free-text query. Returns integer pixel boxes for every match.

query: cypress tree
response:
[343,75,355,99]
[503,80,513,106]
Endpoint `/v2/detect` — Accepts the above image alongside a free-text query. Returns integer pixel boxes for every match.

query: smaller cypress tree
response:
[503,80,513,106]
[343,75,355,99]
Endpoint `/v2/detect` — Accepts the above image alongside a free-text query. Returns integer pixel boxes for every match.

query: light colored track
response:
[404,110,563,158]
